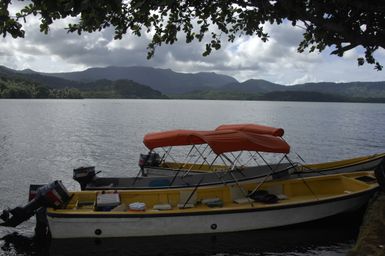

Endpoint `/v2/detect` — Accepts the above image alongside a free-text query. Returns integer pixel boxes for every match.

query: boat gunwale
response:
[141,153,385,177]
[300,153,385,172]
[85,163,295,190]
[47,183,378,219]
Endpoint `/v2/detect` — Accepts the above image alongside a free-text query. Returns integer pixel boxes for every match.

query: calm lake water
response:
[1,99,385,256]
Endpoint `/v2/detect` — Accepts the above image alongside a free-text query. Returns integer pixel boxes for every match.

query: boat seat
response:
[178,189,197,209]
[177,203,195,209]
[201,197,224,207]
[267,184,288,200]
[111,203,128,212]
[201,197,220,204]
[230,185,254,204]
[153,203,172,210]
[149,179,171,187]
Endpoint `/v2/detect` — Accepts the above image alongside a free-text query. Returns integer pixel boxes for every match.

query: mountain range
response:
[39,66,237,94]
[1,65,385,101]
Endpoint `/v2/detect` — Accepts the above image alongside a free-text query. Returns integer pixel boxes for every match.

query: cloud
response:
[0,8,384,84]
[291,74,320,85]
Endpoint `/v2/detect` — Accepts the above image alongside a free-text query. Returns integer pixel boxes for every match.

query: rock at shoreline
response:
[348,192,385,256]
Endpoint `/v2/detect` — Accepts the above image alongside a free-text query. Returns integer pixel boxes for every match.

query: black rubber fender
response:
[374,157,385,190]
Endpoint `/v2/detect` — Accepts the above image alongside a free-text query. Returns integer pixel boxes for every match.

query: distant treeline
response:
[0,77,167,99]
[80,79,168,99]
[0,76,82,99]
[174,90,385,103]
[2,73,385,103]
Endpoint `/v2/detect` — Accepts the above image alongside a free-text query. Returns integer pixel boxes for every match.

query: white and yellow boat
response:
[47,170,378,239]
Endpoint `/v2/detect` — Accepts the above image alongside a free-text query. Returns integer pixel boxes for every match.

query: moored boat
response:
[47,171,378,238]
[1,123,384,241]
[142,152,385,178]
[74,128,293,190]
[73,123,385,190]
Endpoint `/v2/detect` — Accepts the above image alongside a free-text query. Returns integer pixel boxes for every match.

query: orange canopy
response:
[193,130,289,154]
[143,129,290,154]
[143,130,210,149]
[215,123,284,137]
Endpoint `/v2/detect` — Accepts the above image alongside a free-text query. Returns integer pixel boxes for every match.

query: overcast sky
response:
[1,3,385,84]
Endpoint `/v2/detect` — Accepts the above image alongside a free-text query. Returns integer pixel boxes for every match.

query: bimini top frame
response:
[141,124,290,176]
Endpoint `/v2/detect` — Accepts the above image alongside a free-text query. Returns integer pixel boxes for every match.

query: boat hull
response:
[83,163,293,190]
[80,154,385,191]
[143,153,385,177]
[47,189,374,239]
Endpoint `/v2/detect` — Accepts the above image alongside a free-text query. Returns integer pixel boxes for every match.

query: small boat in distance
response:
[48,170,378,238]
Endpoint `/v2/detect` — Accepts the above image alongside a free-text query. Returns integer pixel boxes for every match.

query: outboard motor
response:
[139,152,161,176]
[0,181,71,228]
[73,166,96,190]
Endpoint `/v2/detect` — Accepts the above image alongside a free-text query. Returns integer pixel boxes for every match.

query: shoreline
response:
[348,192,385,256]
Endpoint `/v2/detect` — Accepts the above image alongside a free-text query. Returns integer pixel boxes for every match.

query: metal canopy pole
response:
[182,144,210,177]
[169,145,202,186]
[284,155,319,200]
[247,154,290,198]
[177,144,198,169]
[221,154,234,167]
[207,155,229,186]
[229,151,244,169]
[244,151,262,167]
[160,146,176,163]
[256,152,273,171]
[196,148,213,170]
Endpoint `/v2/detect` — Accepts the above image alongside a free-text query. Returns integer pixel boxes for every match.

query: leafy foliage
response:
[176,88,385,103]
[174,89,261,100]
[0,76,82,98]
[1,1,384,70]
[0,67,168,99]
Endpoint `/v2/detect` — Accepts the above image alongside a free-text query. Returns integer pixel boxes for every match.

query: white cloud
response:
[0,9,384,84]
[291,74,320,85]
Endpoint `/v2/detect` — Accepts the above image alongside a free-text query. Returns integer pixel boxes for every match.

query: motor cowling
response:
[73,166,96,190]
[138,152,161,169]
[0,181,71,228]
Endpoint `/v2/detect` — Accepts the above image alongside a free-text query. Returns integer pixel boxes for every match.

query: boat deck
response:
[50,171,378,216]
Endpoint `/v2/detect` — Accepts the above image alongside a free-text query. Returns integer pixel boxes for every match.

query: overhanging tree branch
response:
[0,0,384,70]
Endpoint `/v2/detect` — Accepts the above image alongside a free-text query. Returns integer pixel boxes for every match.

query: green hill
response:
[81,79,168,99]
[1,65,385,102]
[0,66,168,99]
[0,76,82,99]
